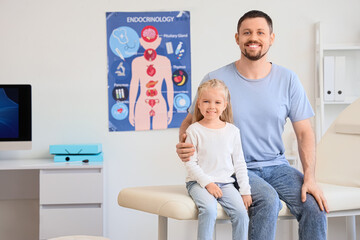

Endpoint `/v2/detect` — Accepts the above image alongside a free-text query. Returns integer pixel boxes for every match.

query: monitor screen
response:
[0,84,32,150]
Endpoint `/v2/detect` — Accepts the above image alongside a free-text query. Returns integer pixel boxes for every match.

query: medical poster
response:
[106,11,191,132]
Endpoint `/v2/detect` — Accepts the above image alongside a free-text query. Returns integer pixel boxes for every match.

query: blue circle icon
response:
[111,102,129,120]
[109,27,140,60]
[174,93,190,112]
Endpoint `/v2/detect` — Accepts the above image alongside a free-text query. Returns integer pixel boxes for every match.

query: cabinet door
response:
[39,207,103,239]
[40,169,103,204]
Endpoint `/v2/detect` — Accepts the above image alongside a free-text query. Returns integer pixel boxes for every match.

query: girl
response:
[185,79,252,240]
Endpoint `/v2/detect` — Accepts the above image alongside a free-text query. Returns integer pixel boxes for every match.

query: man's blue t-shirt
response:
[189,62,314,168]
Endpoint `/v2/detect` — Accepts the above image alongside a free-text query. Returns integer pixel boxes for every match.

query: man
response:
[176,10,328,240]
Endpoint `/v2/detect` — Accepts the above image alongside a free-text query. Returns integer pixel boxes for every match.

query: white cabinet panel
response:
[40,169,103,204]
[39,164,103,238]
[40,207,103,240]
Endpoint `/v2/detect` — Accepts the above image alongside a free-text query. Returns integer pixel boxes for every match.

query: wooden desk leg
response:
[158,216,168,240]
[346,216,356,240]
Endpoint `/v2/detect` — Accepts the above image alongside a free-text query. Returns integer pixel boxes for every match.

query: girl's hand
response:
[205,183,223,199]
[242,195,252,210]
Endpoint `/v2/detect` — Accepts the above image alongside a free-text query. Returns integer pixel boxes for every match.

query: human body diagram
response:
[129,26,174,130]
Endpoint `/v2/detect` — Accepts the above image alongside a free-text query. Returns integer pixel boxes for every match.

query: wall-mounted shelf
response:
[314,22,360,142]
[323,44,360,51]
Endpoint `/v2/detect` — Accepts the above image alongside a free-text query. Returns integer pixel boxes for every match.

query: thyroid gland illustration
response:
[128,26,174,131]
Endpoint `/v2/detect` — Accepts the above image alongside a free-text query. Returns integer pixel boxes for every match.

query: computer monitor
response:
[0,84,32,150]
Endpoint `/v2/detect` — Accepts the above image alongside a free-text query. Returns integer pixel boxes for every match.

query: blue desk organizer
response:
[49,144,103,162]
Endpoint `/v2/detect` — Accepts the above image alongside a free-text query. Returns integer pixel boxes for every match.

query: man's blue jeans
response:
[247,164,327,240]
[187,181,249,240]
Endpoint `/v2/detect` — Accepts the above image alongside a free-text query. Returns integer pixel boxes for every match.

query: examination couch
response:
[118,98,360,240]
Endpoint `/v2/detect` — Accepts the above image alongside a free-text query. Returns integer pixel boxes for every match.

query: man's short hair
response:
[237,10,273,33]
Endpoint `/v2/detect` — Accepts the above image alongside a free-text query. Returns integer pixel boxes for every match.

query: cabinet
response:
[314,22,360,142]
[39,168,103,239]
[0,159,103,240]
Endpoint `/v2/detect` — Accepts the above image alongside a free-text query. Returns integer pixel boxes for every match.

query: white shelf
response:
[323,44,360,51]
[315,22,360,141]
[0,159,103,170]
[323,96,359,105]
[324,101,355,105]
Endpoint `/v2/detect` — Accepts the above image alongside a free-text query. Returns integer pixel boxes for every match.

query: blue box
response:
[49,144,102,155]
[53,152,103,162]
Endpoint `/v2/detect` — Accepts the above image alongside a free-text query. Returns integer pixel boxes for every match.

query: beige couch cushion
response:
[318,183,360,212]
[118,184,360,220]
[334,98,360,135]
[118,185,294,220]
[316,98,360,188]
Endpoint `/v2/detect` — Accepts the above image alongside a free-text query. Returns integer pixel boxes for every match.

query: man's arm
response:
[292,119,329,213]
[179,113,192,140]
[176,113,195,162]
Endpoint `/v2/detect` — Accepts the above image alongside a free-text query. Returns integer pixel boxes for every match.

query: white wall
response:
[1,0,360,239]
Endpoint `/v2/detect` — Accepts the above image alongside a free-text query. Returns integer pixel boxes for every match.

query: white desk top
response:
[0,159,103,170]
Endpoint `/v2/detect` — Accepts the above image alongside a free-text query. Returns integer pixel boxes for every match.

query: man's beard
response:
[241,41,269,61]
[242,49,268,61]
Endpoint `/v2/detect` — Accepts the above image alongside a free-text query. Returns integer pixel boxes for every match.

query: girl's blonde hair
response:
[192,79,233,123]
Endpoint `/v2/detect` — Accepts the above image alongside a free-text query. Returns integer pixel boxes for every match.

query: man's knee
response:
[251,189,282,218]
[302,194,327,221]
[261,188,281,208]
[248,171,282,219]
[298,194,327,239]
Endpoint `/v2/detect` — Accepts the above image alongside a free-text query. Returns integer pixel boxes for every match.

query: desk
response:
[0,159,103,240]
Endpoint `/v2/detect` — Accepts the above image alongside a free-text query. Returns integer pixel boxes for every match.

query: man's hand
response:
[301,179,329,213]
[293,119,329,213]
[176,133,195,162]
[241,195,252,210]
[205,183,223,199]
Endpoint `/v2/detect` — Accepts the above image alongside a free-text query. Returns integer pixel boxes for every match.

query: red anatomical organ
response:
[147,65,156,76]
